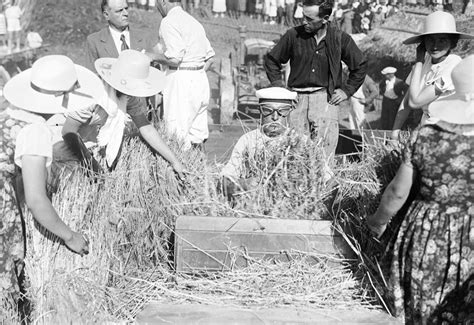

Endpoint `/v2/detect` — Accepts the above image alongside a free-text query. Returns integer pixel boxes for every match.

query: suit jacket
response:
[85,26,155,72]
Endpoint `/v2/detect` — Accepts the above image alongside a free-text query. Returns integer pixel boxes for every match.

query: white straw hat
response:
[403,11,474,45]
[95,50,165,97]
[3,55,104,114]
[428,55,474,125]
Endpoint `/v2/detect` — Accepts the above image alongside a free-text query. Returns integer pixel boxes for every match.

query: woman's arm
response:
[407,44,440,108]
[138,124,186,179]
[21,155,89,255]
[367,162,416,237]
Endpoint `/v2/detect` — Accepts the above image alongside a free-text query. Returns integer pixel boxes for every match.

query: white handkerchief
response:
[96,82,131,167]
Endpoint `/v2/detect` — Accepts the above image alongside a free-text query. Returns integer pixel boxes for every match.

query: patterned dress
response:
[388,123,473,324]
[0,111,27,310]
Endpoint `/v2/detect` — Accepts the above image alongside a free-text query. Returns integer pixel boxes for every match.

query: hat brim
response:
[428,93,474,125]
[3,64,104,114]
[403,32,474,45]
[95,58,165,97]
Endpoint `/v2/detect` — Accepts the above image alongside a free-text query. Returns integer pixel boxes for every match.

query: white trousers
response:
[349,97,366,129]
[163,69,210,149]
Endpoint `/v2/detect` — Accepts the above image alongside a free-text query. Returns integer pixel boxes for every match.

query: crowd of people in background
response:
[0,0,43,55]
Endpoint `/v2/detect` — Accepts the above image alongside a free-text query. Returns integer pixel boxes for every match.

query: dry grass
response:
[15,125,404,323]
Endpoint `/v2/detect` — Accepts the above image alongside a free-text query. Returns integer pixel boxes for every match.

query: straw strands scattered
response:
[19,127,402,323]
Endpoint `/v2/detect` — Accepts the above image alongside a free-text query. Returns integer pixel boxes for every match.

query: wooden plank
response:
[179,232,337,252]
[137,303,403,324]
[176,216,330,235]
[179,250,325,271]
[174,216,349,272]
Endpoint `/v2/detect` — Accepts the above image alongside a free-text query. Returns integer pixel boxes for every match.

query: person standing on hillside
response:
[5,0,23,53]
[264,0,367,158]
[147,0,215,150]
[85,0,155,73]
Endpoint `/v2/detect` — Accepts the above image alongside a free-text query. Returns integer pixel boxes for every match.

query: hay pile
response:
[19,128,401,323]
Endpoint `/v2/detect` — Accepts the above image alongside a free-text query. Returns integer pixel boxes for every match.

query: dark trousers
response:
[380,96,400,130]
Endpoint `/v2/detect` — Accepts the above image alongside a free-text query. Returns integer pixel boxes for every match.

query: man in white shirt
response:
[148,0,215,150]
[220,87,301,200]
[85,0,155,72]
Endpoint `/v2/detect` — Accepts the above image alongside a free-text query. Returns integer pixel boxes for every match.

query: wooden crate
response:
[174,216,349,273]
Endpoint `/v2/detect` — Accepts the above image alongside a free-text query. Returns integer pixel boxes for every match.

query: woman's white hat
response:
[3,55,104,114]
[403,11,474,45]
[428,55,474,125]
[95,50,165,97]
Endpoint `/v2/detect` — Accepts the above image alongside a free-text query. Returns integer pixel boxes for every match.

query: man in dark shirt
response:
[264,0,367,158]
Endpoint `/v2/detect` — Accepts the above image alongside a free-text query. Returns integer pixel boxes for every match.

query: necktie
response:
[120,34,129,51]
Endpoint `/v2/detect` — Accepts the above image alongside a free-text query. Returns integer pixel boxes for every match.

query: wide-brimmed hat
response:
[3,55,104,114]
[403,11,474,45]
[381,66,397,75]
[95,50,165,97]
[428,55,473,124]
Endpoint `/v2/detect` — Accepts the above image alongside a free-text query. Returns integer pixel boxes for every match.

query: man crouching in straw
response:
[221,87,335,203]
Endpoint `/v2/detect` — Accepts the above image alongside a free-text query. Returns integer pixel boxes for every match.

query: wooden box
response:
[174,216,349,273]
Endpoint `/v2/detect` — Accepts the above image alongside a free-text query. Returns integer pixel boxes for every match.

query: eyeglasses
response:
[260,104,293,118]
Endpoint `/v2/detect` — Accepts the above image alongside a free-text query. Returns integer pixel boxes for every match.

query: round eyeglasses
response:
[260,104,293,118]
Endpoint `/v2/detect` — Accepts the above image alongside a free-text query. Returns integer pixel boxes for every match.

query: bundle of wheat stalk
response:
[20,128,401,323]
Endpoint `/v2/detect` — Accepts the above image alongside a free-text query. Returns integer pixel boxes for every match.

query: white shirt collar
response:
[109,26,130,53]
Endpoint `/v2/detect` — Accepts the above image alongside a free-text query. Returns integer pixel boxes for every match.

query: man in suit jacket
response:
[85,0,155,72]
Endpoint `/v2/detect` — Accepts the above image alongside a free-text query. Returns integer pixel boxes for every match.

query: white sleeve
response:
[160,21,185,61]
[14,123,53,168]
[433,55,462,94]
[221,134,252,180]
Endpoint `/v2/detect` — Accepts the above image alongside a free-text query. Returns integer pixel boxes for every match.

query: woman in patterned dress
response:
[0,55,101,316]
[367,56,474,324]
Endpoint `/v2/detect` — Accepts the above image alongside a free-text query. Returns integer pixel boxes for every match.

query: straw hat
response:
[403,11,474,45]
[381,66,397,75]
[95,50,165,98]
[428,55,474,125]
[3,55,104,114]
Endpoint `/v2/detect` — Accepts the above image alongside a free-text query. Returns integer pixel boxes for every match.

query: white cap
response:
[256,87,298,103]
[381,67,397,75]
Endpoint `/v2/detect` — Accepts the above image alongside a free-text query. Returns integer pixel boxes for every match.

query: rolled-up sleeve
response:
[341,33,367,97]
[264,31,292,87]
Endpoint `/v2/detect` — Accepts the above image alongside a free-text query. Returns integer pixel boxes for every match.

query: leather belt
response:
[169,66,204,71]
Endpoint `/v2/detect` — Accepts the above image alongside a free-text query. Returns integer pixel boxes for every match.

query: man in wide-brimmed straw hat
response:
[391,11,474,138]
[1,55,96,317]
[367,55,473,323]
[62,49,186,177]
